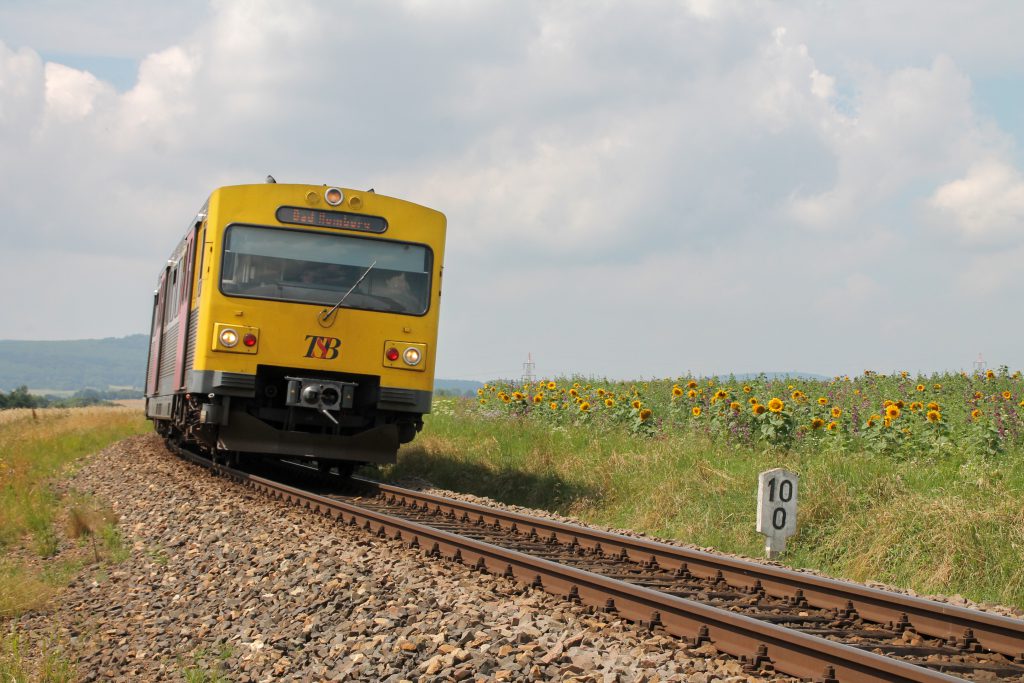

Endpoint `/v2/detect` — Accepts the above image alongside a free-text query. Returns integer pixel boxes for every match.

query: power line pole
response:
[521,352,536,385]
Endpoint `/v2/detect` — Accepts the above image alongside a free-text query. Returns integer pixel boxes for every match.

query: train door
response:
[173,227,199,390]
[146,267,170,396]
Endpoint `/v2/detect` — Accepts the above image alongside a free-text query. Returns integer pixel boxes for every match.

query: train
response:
[145,180,446,475]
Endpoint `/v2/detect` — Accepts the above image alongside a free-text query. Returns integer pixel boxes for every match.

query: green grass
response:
[0,629,76,682]
[0,407,149,617]
[387,401,1024,608]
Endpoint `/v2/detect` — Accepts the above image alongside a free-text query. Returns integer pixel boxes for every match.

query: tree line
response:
[0,386,143,410]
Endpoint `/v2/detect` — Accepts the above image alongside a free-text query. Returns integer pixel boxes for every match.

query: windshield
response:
[220,225,432,315]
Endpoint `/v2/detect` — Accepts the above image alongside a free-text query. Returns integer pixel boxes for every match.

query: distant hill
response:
[0,335,150,391]
[0,334,485,396]
[434,379,484,396]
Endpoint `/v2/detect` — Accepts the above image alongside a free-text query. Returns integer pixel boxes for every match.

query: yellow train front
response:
[145,182,446,474]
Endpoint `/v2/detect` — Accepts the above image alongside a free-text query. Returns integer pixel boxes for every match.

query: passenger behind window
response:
[377,272,422,313]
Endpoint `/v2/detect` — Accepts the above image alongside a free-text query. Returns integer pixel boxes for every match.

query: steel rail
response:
[361,479,1024,659]
[170,447,966,683]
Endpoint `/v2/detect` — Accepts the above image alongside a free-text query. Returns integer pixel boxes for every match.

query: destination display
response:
[276,206,387,234]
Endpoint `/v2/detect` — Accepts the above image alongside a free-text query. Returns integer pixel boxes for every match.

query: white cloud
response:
[117,46,201,144]
[43,62,113,123]
[0,2,1023,377]
[0,42,44,136]
[928,160,1024,244]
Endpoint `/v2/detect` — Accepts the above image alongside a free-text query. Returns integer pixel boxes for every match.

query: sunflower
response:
[687,380,698,389]
[752,404,767,415]
[767,397,784,413]
[831,407,842,418]
[810,418,825,430]
[826,421,838,431]
[687,389,697,399]
[477,388,484,397]
[569,388,578,397]
[743,385,752,393]
[549,401,558,410]
[817,397,828,406]
[791,390,805,402]
[933,383,942,390]
[986,369,995,379]
[729,401,741,411]
[604,398,614,408]
[714,389,728,400]
[672,386,683,397]
[926,410,941,423]
[639,408,653,421]
[512,391,524,401]
[597,388,606,397]
[579,401,590,412]
[631,400,642,410]
[927,402,939,411]
[691,406,701,417]
[1002,391,1012,400]
[885,405,901,419]
[533,394,543,404]
[971,409,982,419]
[866,418,877,427]
[895,400,904,409]
[916,384,925,392]
[501,394,511,403]
[479,398,487,405]
[748,397,759,405]
[546,381,556,390]
[974,391,983,399]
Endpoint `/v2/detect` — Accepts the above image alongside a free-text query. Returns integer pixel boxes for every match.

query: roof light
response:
[325,187,344,206]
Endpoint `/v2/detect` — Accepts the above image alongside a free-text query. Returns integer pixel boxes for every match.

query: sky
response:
[1,0,1022,381]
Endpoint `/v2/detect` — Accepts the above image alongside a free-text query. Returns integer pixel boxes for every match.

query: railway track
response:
[167,442,1024,683]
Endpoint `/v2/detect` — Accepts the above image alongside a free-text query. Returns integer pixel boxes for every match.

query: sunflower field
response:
[475,368,1024,457]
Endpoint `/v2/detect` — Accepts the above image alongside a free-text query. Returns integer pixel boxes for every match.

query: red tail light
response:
[386,347,400,361]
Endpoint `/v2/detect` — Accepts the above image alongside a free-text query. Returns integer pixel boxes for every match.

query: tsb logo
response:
[304,335,341,360]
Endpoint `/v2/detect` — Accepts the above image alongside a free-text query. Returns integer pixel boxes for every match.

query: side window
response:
[164,265,179,320]
[198,227,207,272]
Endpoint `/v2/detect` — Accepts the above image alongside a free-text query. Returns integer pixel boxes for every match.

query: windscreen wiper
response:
[318,260,377,326]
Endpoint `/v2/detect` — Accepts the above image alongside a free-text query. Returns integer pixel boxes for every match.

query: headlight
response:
[402,347,421,366]
[220,328,239,347]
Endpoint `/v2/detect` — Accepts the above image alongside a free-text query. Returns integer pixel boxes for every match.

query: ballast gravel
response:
[13,435,792,682]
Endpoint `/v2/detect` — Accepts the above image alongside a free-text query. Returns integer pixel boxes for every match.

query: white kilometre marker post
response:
[756,468,798,559]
